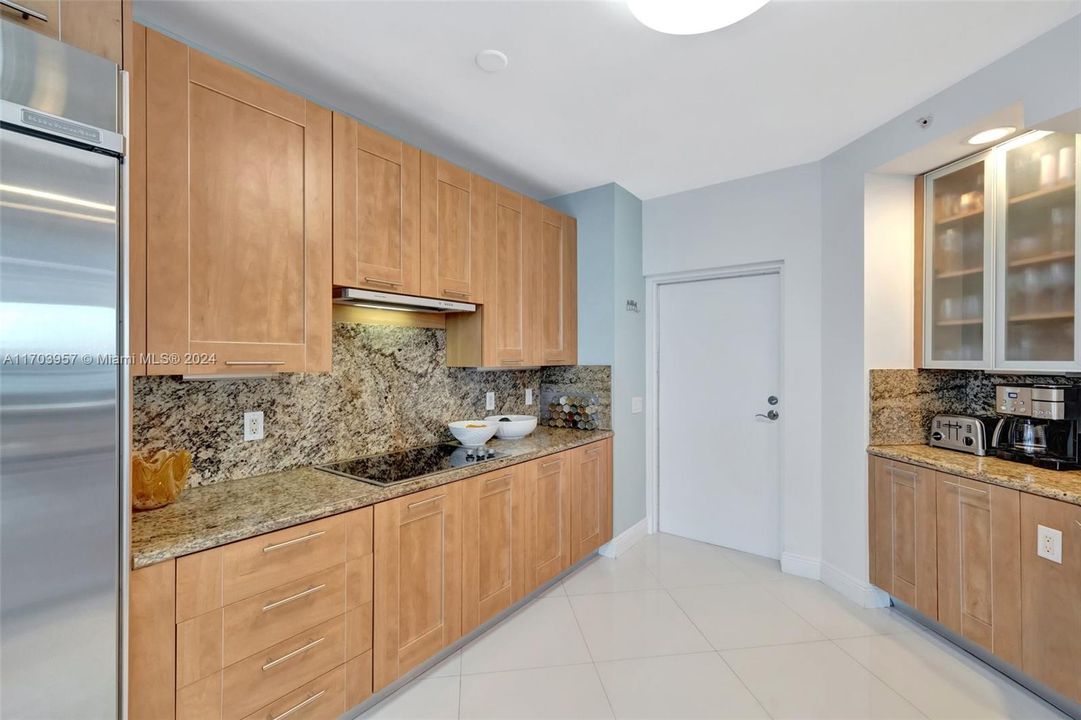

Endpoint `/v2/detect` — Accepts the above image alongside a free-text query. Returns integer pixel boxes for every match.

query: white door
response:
[657,272,781,558]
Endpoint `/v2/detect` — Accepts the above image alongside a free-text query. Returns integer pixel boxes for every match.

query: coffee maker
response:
[991,385,1081,470]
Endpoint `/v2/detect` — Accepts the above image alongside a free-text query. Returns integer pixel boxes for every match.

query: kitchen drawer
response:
[223,515,347,605]
[223,565,346,666]
[240,665,346,720]
[223,615,346,720]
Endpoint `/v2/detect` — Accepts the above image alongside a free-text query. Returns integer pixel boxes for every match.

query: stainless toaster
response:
[929,415,995,456]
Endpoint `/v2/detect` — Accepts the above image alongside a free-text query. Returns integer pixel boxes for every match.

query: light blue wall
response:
[547,183,646,535]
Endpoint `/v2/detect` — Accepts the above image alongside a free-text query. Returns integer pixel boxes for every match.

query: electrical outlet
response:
[244,411,264,441]
[1037,524,1062,564]
[525,389,533,405]
[631,396,644,414]
[485,391,496,411]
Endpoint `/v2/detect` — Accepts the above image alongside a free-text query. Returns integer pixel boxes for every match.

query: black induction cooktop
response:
[316,443,507,487]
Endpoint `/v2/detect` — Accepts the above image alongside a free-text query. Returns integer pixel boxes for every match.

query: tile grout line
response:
[827,636,931,719]
[565,583,618,719]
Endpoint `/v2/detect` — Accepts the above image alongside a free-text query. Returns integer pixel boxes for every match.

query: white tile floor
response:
[361,532,1069,720]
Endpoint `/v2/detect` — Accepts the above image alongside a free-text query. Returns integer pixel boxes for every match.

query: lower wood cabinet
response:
[461,464,528,634]
[869,456,938,617]
[525,452,572,588]
[373,483,463,691]
[570,439,613,564]
[935,473,1021,665]
[1019,492,1081,701]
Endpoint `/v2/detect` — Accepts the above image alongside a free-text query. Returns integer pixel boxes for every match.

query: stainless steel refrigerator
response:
[1,22,125,719]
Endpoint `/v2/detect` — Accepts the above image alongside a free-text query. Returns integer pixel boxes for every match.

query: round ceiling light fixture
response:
[966,126,1017,145]
[475,49,509,73]
[627,0,770,35]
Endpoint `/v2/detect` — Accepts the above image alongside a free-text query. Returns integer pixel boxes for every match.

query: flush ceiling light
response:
[475,49,509,73]
[627,0,770,35]
[966,126,1017,145]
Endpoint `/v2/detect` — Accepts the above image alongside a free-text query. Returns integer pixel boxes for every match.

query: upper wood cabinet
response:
[373,483,462,691]
[918,131,1080,371]
[1020,492,1081,701]
[143,29,331,375]
[869,457,938,618]
[935,473,1021,666]
[332,114,421,295]
[420,154,483,303]
[570,439,613,564]
[534,203,578,365]
[1,1,124,65]
[461,464,528,634]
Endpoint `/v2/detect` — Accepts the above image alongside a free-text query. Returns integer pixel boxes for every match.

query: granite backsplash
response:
[869,368,1081,445]
[133,323,611,487]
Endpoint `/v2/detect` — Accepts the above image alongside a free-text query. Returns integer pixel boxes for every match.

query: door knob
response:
[755,410,779,421]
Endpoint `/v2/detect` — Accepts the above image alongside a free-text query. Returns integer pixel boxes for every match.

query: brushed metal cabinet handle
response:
[262,584,326,612]
[538,459,561,470]
[270,690,327,720]
[0,0,48,21]
[364,277,403,287]
[263,530,326,553]
[407,494,445,510]
[262,637,325,671]
[442,289,471,298]
[941,480,988,495]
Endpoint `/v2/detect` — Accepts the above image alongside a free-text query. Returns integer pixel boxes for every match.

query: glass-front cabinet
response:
[924,152,993,367]
[922,131,1080,371]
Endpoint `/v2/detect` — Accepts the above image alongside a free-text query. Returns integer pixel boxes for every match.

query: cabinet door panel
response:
[533,207,577,365]
[936,474,1021,665]
[144,29,330,375]
[870,458,937,618]
[420,155,480,302]
[1020,493,1081,701]
[373,484,462,690]
[332,115,420,293]
[492,189,529,364]
[462,466,527,633]
[571,442,610,563]
[527,455,571,588]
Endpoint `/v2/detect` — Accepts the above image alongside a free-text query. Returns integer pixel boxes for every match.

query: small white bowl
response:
[449,420,498,448]
[485,415,538,440]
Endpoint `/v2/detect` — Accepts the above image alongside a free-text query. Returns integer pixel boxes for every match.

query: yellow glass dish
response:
[131,450,191,511]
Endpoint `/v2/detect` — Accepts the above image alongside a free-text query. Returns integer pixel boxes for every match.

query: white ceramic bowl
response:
[448,420,498,448]
[485,415,538,440]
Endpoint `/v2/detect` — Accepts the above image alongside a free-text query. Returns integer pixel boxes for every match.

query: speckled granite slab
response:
[868,444,1081,507]
[131,428,612,569]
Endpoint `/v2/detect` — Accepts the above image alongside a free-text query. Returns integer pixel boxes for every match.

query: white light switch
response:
[631,396,643,414]
[485,391,496,411]
[244,411,264,441]
[525,389,533,405]
[1037,524,1063,564]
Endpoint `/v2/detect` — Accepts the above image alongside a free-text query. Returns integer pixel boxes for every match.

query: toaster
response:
[929,415,996,456]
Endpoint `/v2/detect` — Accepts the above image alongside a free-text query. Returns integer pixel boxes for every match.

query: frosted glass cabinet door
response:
[996,132,1080,369]
[925,152,993,367]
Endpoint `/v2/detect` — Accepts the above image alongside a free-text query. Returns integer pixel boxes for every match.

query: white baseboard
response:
[820,561,891,608]
[599,518,648,558]
[780,552,821,579]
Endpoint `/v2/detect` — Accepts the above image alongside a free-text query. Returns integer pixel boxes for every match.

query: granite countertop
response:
[868,444,1081,507]
[132,427,613,569]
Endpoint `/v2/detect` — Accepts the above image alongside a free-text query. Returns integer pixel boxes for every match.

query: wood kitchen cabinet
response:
[420,154,483,303]
[1,0,124,64]
[869,457,938,618]
[373,483,463,691]
[143,28,331,375]
[333,114,421,295]
[461,464,528,634]
[570,438,613,564]
[935,473,1022,665]
[534,203,578,365]
[525,452,573,588]
[1019,492,1081,701]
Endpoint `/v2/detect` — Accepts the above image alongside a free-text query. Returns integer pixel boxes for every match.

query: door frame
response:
[645,261,786,551]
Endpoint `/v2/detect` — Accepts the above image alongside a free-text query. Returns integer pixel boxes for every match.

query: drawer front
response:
[240,665,345,720]
[223,516,347,605]
[223,615,346,720]
[224,565,346,666]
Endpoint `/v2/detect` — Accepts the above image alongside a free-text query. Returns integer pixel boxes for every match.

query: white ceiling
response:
[135,0,1081,200]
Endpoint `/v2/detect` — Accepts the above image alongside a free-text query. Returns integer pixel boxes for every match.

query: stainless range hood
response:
[333,287,476,313]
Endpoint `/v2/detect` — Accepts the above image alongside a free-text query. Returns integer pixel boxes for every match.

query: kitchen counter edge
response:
[132,428,613,569]
[867,444,1081,507]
